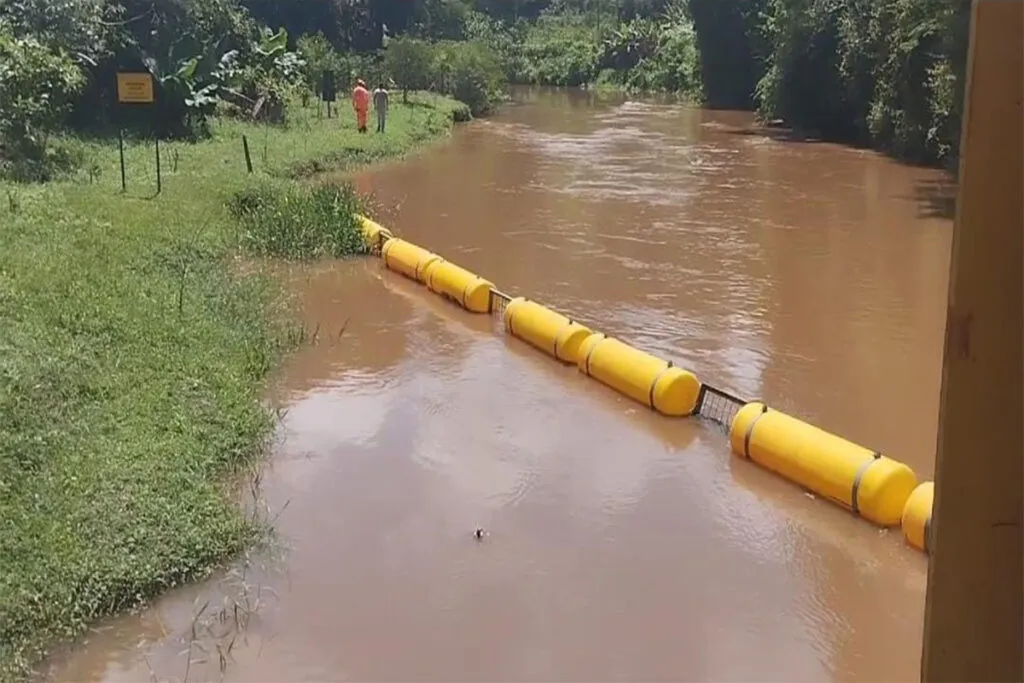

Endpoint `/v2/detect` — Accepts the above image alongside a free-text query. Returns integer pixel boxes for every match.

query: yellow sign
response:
[116,72,154,104]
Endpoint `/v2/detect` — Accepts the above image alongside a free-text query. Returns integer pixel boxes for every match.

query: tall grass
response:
[0,92,463,682]
[229,182,369,260]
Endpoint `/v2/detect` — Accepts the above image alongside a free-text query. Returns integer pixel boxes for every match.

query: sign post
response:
[322,72,337,119]
[115,71,159,194]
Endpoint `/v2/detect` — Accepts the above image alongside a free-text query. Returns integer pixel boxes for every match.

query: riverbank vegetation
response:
[460,0,970,166]
[292,0,965,167]
[0,58,462,683]
[0,0,970,179]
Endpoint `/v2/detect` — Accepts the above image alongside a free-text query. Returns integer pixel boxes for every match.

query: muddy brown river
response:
[47,88,953,682]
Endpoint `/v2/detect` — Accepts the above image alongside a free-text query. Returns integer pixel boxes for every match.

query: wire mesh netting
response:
[489,289,511,321]
[695,385,747,431]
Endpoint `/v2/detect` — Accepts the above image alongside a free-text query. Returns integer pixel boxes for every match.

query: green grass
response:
[228,182,370,260]
[0,92,463,681]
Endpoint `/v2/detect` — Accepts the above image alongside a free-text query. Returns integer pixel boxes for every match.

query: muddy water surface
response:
[49,88,953,682]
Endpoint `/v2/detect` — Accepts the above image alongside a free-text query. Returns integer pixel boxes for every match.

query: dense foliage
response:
[754,0,970,164]
[489,0,969,164]
[0,0,515,180]
[0,0,972,177]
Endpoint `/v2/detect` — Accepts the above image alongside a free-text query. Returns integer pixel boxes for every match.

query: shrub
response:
[463,10,524,81]
[0,28,86,181]
[519,12,603,86]
[433,40,507,116]
[621,12,702,94]
[383,36,435,103]
[228,181,369,260]
[297,32,343,98]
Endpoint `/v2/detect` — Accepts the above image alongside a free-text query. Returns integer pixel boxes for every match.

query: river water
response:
[47,88,953,682]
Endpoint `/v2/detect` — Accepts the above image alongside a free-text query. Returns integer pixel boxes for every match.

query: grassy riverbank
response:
[0,93,463,682]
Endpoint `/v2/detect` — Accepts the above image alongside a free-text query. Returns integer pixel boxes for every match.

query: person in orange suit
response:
[352,78,370,133]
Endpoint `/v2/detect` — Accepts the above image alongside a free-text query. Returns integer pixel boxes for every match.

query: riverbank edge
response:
[0,93,466,682]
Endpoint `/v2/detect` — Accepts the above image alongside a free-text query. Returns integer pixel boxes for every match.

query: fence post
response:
[242,135,253,174]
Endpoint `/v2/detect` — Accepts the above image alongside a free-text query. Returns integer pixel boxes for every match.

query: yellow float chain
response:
[850,451,883,517]
[742,403,886,520]
[741,402,770,460]
[552,318,578,360]
[460,278,472,308]
[647,361,675,411]
[582,333,608,377]
[417,254,442,282]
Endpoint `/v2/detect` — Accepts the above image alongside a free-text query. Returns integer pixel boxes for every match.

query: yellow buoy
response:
[901,481,934,553]
[503,297,593,364]
[729,402,918,527]
[576,333,701,417]
[358,215,392,251]
[422,259,493,314]
[381,238,441,284]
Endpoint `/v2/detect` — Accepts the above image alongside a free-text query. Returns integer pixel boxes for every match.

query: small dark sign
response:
[321,72,337,103]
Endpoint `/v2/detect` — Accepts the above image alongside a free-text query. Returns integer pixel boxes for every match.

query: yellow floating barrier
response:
[503,297,593,364]
[381,238,441,284]
[358,215,392,251]
[422,259,494,314]
[729,402,918,527]
[576,333,702,417]
[901,481,934,553]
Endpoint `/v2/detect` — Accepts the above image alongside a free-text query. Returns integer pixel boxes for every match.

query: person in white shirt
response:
[372,83,390,133]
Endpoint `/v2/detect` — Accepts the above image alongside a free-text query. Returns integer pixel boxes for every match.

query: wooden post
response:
[118,129,126,192]
[921,1,1023,681]
[242,135,253,174]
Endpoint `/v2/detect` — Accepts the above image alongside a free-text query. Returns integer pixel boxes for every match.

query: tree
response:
[298,32,342,95]
[0,28,85,179]
[433,40,505,115]
[383,36,433,102]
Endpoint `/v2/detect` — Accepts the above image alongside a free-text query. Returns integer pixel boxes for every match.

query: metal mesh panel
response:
[489,289,512,321]
[696,385,747,431]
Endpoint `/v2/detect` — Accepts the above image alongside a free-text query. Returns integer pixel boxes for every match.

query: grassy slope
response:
[0,93,463,681]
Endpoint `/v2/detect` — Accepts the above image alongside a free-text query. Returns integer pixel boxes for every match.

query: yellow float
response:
[901,481,934,553]
[358,215,392,251]
[576,333,702,417]
[422,259,494,314]
[381,238,441,284]
[503,297,594,364]
[729,402,918,527]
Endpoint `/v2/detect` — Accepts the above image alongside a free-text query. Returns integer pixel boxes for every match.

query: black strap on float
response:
[742,402,770,459]
[417,255,439,282]
[422,258,433,287]
[850,451,883,517]
[647,360,674,411]
[507,297,527,335]
[583,334,607,376]
[553,318,575,360]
